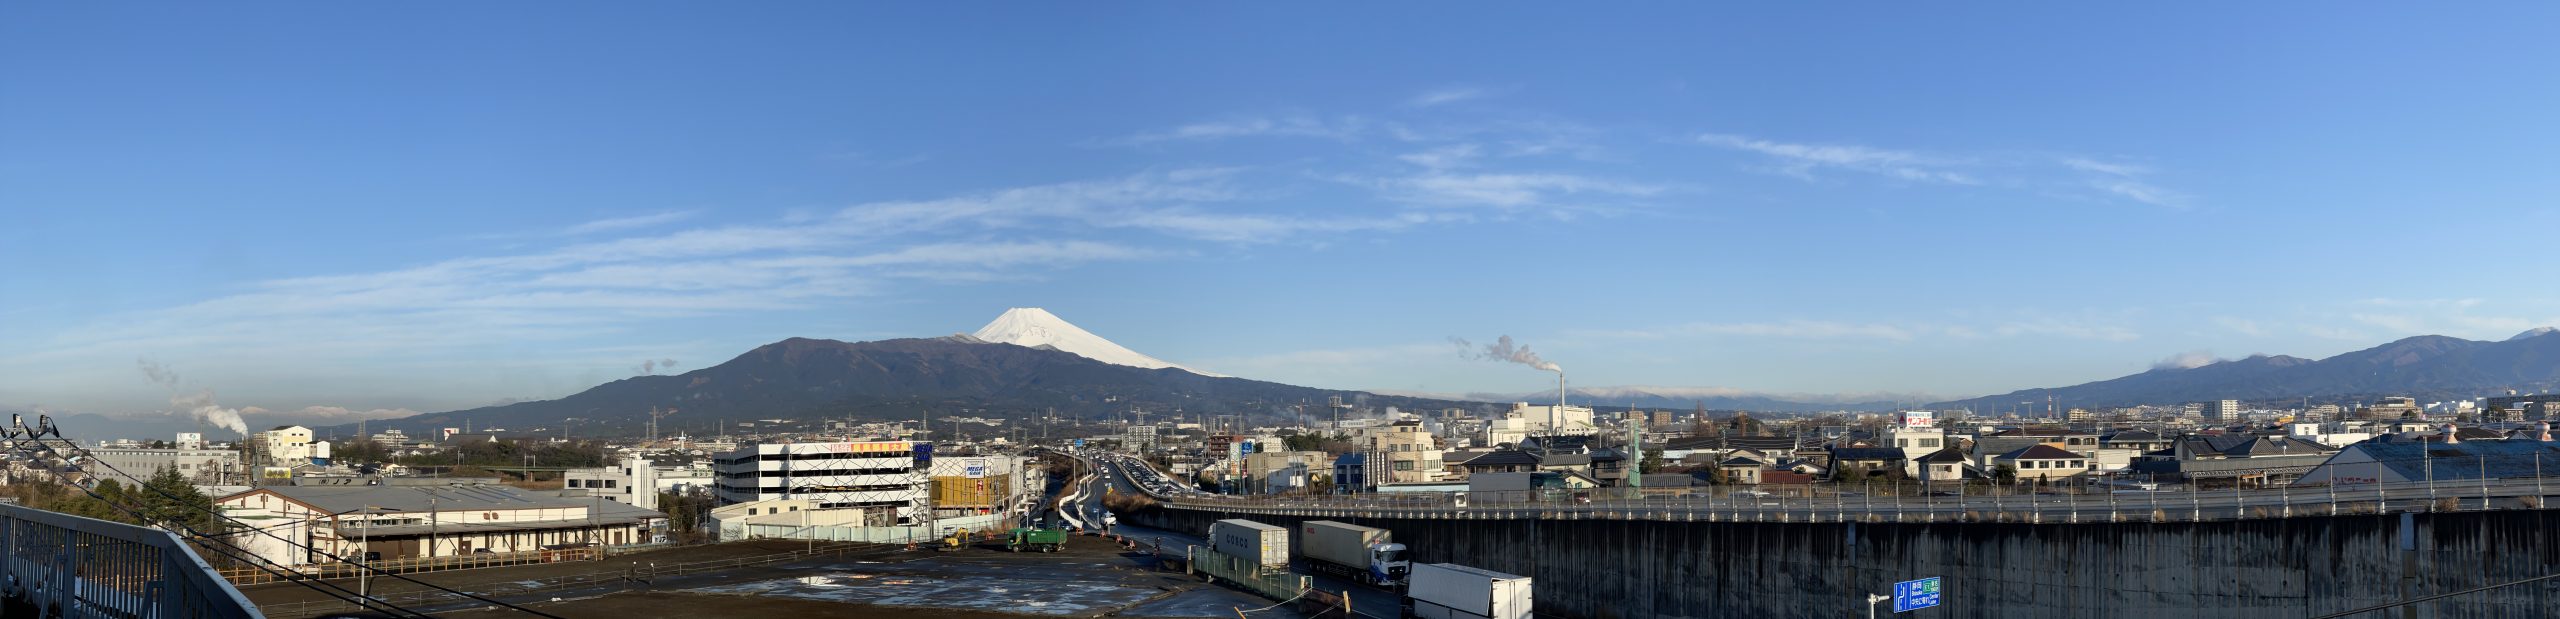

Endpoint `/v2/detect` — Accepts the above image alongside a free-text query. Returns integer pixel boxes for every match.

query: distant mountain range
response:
[1933,328,2560,412]
[1462,386,1910,413]
[344,310,1488,438]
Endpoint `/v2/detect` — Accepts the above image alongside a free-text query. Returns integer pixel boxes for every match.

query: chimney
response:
[2440,423,2459,444]
[2539,421,2552,442]
[1554,372,1566,433]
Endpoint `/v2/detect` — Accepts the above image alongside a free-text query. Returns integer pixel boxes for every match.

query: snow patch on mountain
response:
[968,308,1226,377]
[2511,327,2559,341]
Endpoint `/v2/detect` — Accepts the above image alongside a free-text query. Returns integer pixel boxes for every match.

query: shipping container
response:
[1406,563,1532,619]
[932,476,1012,506]
[1300,520,1408,586]
[1207,519,1289,570]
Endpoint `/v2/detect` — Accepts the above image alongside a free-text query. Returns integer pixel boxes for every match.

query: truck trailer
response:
[1404,563,1532,619]
[1207,519,1290,571]
[1299,520,1410,587]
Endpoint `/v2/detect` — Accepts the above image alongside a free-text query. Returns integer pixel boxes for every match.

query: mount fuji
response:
[348,308,1475,436]
[965,308,1225,377]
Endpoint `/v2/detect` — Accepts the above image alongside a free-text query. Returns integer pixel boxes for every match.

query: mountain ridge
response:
[1934,329,2560,411]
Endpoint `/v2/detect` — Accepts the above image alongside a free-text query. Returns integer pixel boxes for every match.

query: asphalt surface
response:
[1066,451,1403,619]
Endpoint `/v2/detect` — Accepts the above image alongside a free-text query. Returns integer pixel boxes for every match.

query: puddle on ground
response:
[691,571,1159,616]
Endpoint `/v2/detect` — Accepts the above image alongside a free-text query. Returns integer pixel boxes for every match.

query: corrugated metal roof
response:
[245,483,662,516]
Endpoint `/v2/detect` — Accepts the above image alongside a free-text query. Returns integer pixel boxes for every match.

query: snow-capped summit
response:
[968,308,1225,377]
[2512,327,2560,341]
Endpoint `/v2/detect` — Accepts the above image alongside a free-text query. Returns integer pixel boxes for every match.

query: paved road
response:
[1123,472,2560,524]
[1059,451,1403,618]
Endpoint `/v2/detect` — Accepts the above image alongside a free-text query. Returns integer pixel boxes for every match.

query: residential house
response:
[1994,445,2089,483]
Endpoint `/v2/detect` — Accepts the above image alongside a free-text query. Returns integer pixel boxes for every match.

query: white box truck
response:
[1207,519,1289,571]
[1300,520,1411,587]
[1405,563,1531,619]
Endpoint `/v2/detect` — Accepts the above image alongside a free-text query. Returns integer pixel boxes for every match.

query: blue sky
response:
[8,4,2560,429]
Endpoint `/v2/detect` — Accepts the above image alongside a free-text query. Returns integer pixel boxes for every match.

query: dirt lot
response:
[248,535,1302,619]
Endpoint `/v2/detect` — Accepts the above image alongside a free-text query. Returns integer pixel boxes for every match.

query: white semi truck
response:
[1299,520,1410,587]
[1207,518,1290,571]
[1404,563,1532,619]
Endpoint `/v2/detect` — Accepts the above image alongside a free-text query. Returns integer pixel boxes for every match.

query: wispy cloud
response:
[1696,133,1979,185]
[1398,144,1482,170]
[2063,156,2189,208]
[564,211,696,235]
[1118,115,1363,144]
[1694,132,2193,207]
[1407,87,1488,108]
[1375,173,1667,210]
[10,170,1433,368]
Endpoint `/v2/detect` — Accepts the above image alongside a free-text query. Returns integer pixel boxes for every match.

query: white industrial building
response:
[216,479,664,567]
[712,440,932,526]
[89,446,244,485]
[252,425,329,467]
[564,454,717,511]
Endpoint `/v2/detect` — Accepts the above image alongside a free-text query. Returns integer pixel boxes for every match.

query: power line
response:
[12,417,569,618]
[0,425,428,618]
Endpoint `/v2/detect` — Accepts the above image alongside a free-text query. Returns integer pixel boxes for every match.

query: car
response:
[1733,490,1775,498]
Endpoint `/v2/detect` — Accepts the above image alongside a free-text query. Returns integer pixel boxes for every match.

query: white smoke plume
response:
[138,358,181,389]
[1453,335,1563,373]
[2151,350,2220,371]
[637,358,680,375]
[170,390,250,438]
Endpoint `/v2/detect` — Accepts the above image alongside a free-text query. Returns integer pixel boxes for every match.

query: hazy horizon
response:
[10,4,2560,429]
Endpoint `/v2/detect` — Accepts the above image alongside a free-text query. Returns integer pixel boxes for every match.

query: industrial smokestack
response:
[1555,371,1566,433]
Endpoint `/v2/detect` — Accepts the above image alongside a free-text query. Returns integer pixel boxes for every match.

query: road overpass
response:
[1105,456,2560,618]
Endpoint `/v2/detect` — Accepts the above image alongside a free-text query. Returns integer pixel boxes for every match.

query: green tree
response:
[1837,465,1868,484]
[1992,463,2019,486]
[657,490,713,544]
[139,466,218,533]
[55,478,140,525]
[1639,448,1664,475]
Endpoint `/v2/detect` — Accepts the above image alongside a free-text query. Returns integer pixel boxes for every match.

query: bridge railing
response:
[1152,453,2560,523]
[0,502,263,618]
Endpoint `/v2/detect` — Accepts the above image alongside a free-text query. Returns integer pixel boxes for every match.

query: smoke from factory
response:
[138,358,249,437]
[1453,335,1562,374]
[171,390,250,438]
[1454,335,1570,429]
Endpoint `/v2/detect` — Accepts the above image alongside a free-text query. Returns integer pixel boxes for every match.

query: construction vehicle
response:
[938,527,972,552]
[1006,527,1068,553]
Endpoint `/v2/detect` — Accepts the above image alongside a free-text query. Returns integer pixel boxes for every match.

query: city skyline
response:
[10,4,2560,425]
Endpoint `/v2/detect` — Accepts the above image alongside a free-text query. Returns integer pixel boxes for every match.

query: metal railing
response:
[1142,455,2560,524]
[1186,546,1309,602]
[0,503,262,618]
[217,547,603,586]
[253,540,898,619]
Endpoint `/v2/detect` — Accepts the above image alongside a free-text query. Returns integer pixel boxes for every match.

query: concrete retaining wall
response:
[1133,507,2560,618]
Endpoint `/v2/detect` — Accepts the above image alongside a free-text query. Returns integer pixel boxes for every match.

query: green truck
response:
[1006,527,1068,553]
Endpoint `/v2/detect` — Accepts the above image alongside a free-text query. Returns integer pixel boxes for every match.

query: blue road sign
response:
[1074,438,1086,448]
[1892,577,1941,612]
